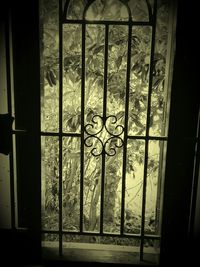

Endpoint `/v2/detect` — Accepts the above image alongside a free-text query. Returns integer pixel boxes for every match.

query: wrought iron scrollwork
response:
[84,115,124,156]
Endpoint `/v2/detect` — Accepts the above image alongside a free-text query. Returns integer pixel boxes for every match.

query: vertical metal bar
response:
[100,24,109,234]
[189,108,200,237]
[59,0,63,257]
[5,11,15,230]
[80,22,86,233]
[100,152,106,234]
[9,12,19,228]
[154,140,164,235]
[120,23,132,235]
[102,24,109,120]
[140,0,157,261]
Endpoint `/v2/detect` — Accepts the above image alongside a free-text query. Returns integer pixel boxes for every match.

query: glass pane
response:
[66,0,85,20]
[42,233,59,259]
[128,26,152,136]
[145,140,166,235]
[85,25,104,119]
[41,136,59,230]
[83,146,102,232]
[63,24,82,133]
[86,0,129,21]
[124,139,145,234]
[63,137,80,231]
[128,0,152,21]
[150,1,171,136]
[143,239,160,264]
[107,25,128,118]
[104,148,123,234]
[40,0,59,132]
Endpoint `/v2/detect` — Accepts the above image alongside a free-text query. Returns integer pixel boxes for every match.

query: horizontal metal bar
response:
[40,131,81,137]
[12,131,167,140]
[127,135,168,141]
[62,19,152,26]
[143,234,161,240]
[41,230,160,240]
[128,136,200,142]
[39,132,198,142]
[11,130,27,136]
[15,227,28,231]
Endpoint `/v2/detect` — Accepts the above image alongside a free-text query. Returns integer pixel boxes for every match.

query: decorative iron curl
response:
[84,115,124,157]
[104,136,124,156]
[105,115,124,137]
[84,114,103,136]
[84,135,103,157]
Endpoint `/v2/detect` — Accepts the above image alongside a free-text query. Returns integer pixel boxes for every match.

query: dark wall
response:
[0,0,41,266]
[160,0,199,265]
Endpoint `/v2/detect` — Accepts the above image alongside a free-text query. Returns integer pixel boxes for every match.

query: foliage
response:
[40,0,170,240]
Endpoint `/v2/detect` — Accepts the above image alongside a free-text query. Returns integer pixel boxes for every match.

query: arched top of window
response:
[127,0,153,21]
[85,0,130,21]
[64,0,85,20]
[64,0,153,22]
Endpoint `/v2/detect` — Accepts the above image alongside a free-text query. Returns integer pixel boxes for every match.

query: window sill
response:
[42,242,159,265]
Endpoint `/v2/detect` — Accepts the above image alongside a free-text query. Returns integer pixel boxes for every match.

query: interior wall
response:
[160,0,199,265]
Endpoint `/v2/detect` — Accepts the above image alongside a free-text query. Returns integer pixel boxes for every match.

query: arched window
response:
[40,0,177,264]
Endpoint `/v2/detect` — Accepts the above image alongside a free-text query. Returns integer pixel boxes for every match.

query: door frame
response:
[4,0,199,265]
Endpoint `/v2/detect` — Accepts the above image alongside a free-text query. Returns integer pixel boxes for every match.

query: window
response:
[1,1,200,266]
[39,0,177,264]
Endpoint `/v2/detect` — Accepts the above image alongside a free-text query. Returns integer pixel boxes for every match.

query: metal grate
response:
[40,0,175,263]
